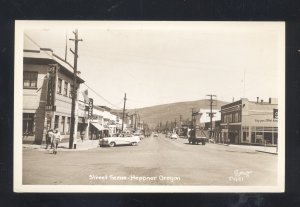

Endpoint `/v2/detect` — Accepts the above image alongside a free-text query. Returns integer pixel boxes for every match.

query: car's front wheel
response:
[131,142,137,146]
[109,142,116,147]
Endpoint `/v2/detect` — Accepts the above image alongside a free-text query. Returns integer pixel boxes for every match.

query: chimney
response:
[269,98,271,104]
[257,97,259,103]
[232,97,234,102]
[261,99,263,103]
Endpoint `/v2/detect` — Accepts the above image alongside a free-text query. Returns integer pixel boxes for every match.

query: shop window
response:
[23,113,35,135]
[242,126,249,141]
[61,116,65,133]
[23,72,37,88]
[57,78,62,94]
[274,132,278,145]
[63,81,68,96]
[264,132,273,144]
[66,117,70,133]
[46,117,52,130]
[54,115,59,129]
[255,132,264,144]
[251,132,255,143]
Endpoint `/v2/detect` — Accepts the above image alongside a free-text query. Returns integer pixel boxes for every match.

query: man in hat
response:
[52,128,62,154]
[45,128,54,149]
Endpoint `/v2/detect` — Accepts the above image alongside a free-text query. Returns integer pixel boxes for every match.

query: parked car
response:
[170,133,179,139]
[133,133,144,140]
[99,133,140,147]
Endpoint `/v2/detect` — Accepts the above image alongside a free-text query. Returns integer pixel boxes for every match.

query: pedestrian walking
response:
[52,128,62,154]
[45,129,54,149]
[80,131,85,142]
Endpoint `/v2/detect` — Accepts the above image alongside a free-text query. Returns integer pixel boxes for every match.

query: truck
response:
[188,128,208,145]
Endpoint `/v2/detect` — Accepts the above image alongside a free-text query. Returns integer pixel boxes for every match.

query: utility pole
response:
[191,108,194,128]
[121,93,127,132]
[206,94,217,139]
[69,29,82,149]
[179,114,182,128]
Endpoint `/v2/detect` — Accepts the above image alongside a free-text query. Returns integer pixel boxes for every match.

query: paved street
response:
[23,134,278,185]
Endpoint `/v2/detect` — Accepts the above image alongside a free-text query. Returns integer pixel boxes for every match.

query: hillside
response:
[113,99,228,128]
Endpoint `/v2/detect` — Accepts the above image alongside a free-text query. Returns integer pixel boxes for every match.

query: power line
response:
[83,83,122,110]
[25,33,123,111]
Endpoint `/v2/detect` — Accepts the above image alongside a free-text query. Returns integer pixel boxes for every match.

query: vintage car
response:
[170,133,179,139]
[99,133,140,147]
[133,133,145,140]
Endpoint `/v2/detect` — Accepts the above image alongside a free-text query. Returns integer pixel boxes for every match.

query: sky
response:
[23,22,284,109]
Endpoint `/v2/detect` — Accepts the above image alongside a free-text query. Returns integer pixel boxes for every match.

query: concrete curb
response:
[23,143,100,151]
[255,150,278,155]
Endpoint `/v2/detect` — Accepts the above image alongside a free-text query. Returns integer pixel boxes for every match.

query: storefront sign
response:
[243,113,278,127]
[45,105,56,111]
[46,65,56,111]
[88,98,93,118]
[273,109,278,119]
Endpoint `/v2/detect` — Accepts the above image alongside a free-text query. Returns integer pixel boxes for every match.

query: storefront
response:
[242,115,278,145]
[221,98,278,146]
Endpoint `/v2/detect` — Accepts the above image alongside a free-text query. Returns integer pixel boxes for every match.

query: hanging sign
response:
[88,98,93,118]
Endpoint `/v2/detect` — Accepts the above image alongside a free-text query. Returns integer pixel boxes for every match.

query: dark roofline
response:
[40,48,53,52]
[24,49,40,53]
[52,53,85,84]
[52,53,74,70]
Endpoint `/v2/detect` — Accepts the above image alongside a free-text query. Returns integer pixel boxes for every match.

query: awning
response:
[90,122,104,131]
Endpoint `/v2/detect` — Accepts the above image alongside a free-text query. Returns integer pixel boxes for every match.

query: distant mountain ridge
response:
[113,99,228,128]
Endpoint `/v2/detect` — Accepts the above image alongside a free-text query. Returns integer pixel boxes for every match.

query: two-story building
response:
[220,98,278,146]
[23,47,84,144]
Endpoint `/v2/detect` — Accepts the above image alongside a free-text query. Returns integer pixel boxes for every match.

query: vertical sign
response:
[88,98,93,118]
[273,109,278,119]
[46,65,56,111]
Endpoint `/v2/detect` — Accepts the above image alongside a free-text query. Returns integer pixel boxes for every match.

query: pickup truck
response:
[188,129,207,145]
[188,136,207,145]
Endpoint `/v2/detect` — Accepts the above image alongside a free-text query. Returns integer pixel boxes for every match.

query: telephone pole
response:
[206,94,217,139]
[191,108,195,129]
[69,29,82,149]
[179,114,182,128]
[121,93,127,132]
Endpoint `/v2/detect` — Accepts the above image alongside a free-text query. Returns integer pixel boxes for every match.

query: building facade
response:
[220,98,278,145]
[23,48,84,144]
[195,109,222,141]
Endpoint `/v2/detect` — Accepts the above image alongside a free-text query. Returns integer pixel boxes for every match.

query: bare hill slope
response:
[115,99,228,128]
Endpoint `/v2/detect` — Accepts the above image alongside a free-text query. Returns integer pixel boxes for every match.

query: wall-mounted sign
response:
[45,105,56,111]
[46,65,56,111]
[273,109,278,119]
[88,98,93,118]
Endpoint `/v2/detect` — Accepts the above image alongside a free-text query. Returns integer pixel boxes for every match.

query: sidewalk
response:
[23,138,100,151]
[226,144,278,154]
